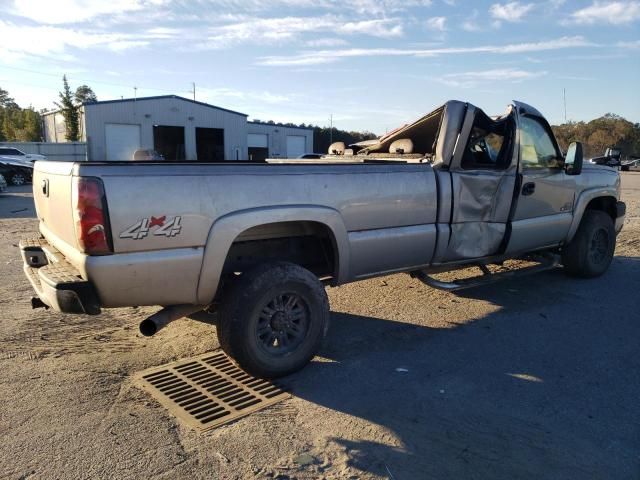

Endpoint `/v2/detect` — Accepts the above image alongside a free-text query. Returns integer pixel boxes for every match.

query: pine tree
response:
[74,85,97,105]
[55,75,79,141]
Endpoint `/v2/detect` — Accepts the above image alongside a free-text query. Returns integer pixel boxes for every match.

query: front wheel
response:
[217,262,329,378]
[562,210,615,278]
[10,173,26,186]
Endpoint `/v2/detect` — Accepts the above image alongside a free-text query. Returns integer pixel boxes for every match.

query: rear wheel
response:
[10,172,26,186]
[562,210,615,278]
[217,262,329,378]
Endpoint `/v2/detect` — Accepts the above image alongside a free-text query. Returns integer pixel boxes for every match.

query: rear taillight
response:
[72,177,112,255]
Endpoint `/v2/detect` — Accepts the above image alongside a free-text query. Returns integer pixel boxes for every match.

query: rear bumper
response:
[615,201,626,234]
[20,238,101,315]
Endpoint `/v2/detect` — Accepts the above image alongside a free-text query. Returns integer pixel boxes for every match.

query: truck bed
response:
[32,160,440,307]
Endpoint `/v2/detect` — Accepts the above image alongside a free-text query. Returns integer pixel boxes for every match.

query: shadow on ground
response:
[286,256,640,479]
[0,185,36,219]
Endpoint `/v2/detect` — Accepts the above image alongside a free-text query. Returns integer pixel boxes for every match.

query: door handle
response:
[522,182,535,196]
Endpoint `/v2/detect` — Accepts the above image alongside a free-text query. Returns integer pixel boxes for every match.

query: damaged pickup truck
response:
[21,100,625,377]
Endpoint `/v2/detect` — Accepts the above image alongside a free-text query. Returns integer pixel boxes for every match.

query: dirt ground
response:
[1,174,639,480]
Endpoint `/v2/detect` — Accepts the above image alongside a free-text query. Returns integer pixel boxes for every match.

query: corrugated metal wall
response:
[247,122,314,158]
[83,97,248,161]
[0,142,87,161]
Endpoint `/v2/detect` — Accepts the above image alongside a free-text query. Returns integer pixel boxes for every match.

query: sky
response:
[0,0,639,134]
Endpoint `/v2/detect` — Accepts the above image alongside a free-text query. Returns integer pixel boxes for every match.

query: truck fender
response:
[566,187,618,243]
[195,205,350,304]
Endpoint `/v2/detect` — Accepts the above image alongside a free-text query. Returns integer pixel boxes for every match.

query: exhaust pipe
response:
[139,304,206,337]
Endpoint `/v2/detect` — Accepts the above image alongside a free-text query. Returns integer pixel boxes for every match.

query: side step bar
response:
[411,254,561,292]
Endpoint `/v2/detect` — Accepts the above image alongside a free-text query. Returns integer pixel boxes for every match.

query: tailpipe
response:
[139,304,206,337]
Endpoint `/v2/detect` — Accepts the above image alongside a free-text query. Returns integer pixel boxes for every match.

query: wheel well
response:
[585,196,617,221]
[222,221,338,280]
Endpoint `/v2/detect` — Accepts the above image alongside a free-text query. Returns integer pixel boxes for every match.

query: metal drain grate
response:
[136,350,289,431]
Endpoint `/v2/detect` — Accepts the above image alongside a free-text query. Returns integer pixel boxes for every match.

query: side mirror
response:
[565,142,583,175]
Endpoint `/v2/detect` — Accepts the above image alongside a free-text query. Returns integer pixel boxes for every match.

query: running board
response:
[412,255,561,292]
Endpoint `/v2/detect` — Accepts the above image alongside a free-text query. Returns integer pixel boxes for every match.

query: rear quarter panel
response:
[96,164,437,254]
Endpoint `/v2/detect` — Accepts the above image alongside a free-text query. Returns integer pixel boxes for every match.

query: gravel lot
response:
[1,174,639,480]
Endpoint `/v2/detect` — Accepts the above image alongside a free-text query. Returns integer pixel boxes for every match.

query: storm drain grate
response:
[136,350,289,432]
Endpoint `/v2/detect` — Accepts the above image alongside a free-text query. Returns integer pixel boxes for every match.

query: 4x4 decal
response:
[120,216,182,240]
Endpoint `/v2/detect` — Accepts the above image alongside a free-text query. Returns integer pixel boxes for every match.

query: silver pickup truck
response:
[21,100,625,377]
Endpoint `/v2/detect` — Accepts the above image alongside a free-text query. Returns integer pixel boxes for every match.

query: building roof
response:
[80,94,248,117]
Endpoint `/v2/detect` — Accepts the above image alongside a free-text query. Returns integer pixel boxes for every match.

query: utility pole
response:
[563,87,567,124]
[134,86,137,101]
[192,82,196,101]
[329,114,333,145]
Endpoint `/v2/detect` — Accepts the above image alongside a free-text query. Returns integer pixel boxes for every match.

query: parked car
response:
[21,100,625,378]
[0,173,7,193]
[0,147,47,163]
[621,159,640,172]
[0,157,34,186]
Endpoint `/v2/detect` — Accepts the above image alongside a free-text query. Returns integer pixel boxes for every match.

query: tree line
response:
[0,76,97,143]
[552,114,640,159]
[0,88,42,142]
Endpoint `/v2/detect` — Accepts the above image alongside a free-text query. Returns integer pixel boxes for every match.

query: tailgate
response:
[32,161,78,250]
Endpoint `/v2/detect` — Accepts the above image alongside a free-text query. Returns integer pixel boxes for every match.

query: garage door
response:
[286,135,306,158]
[248,133,268,148]
[105,124,141,161]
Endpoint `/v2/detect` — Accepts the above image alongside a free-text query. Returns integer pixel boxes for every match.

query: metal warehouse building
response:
[42,95,313,162]
[247,121,314,162]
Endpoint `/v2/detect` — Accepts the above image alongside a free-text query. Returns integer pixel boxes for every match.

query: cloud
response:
[439,68,546,88]
[548,0,567,8]
[489,2,535,22]
[199,15,404,49]
[8,0,148,24]
[340,18,404,37]
[616,39,640,48]
[319,0,433,15]
[0,20,154,62]
[9,0,434,25]
[199,87,293,106]
[568,1,640,25]
[305,38,350,47]
[462,10,483,31]
[426,16,447,31]
[258,36,595,66]
[108,40,151,52]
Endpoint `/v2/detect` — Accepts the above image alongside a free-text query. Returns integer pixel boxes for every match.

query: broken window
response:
[461,112,513,170]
